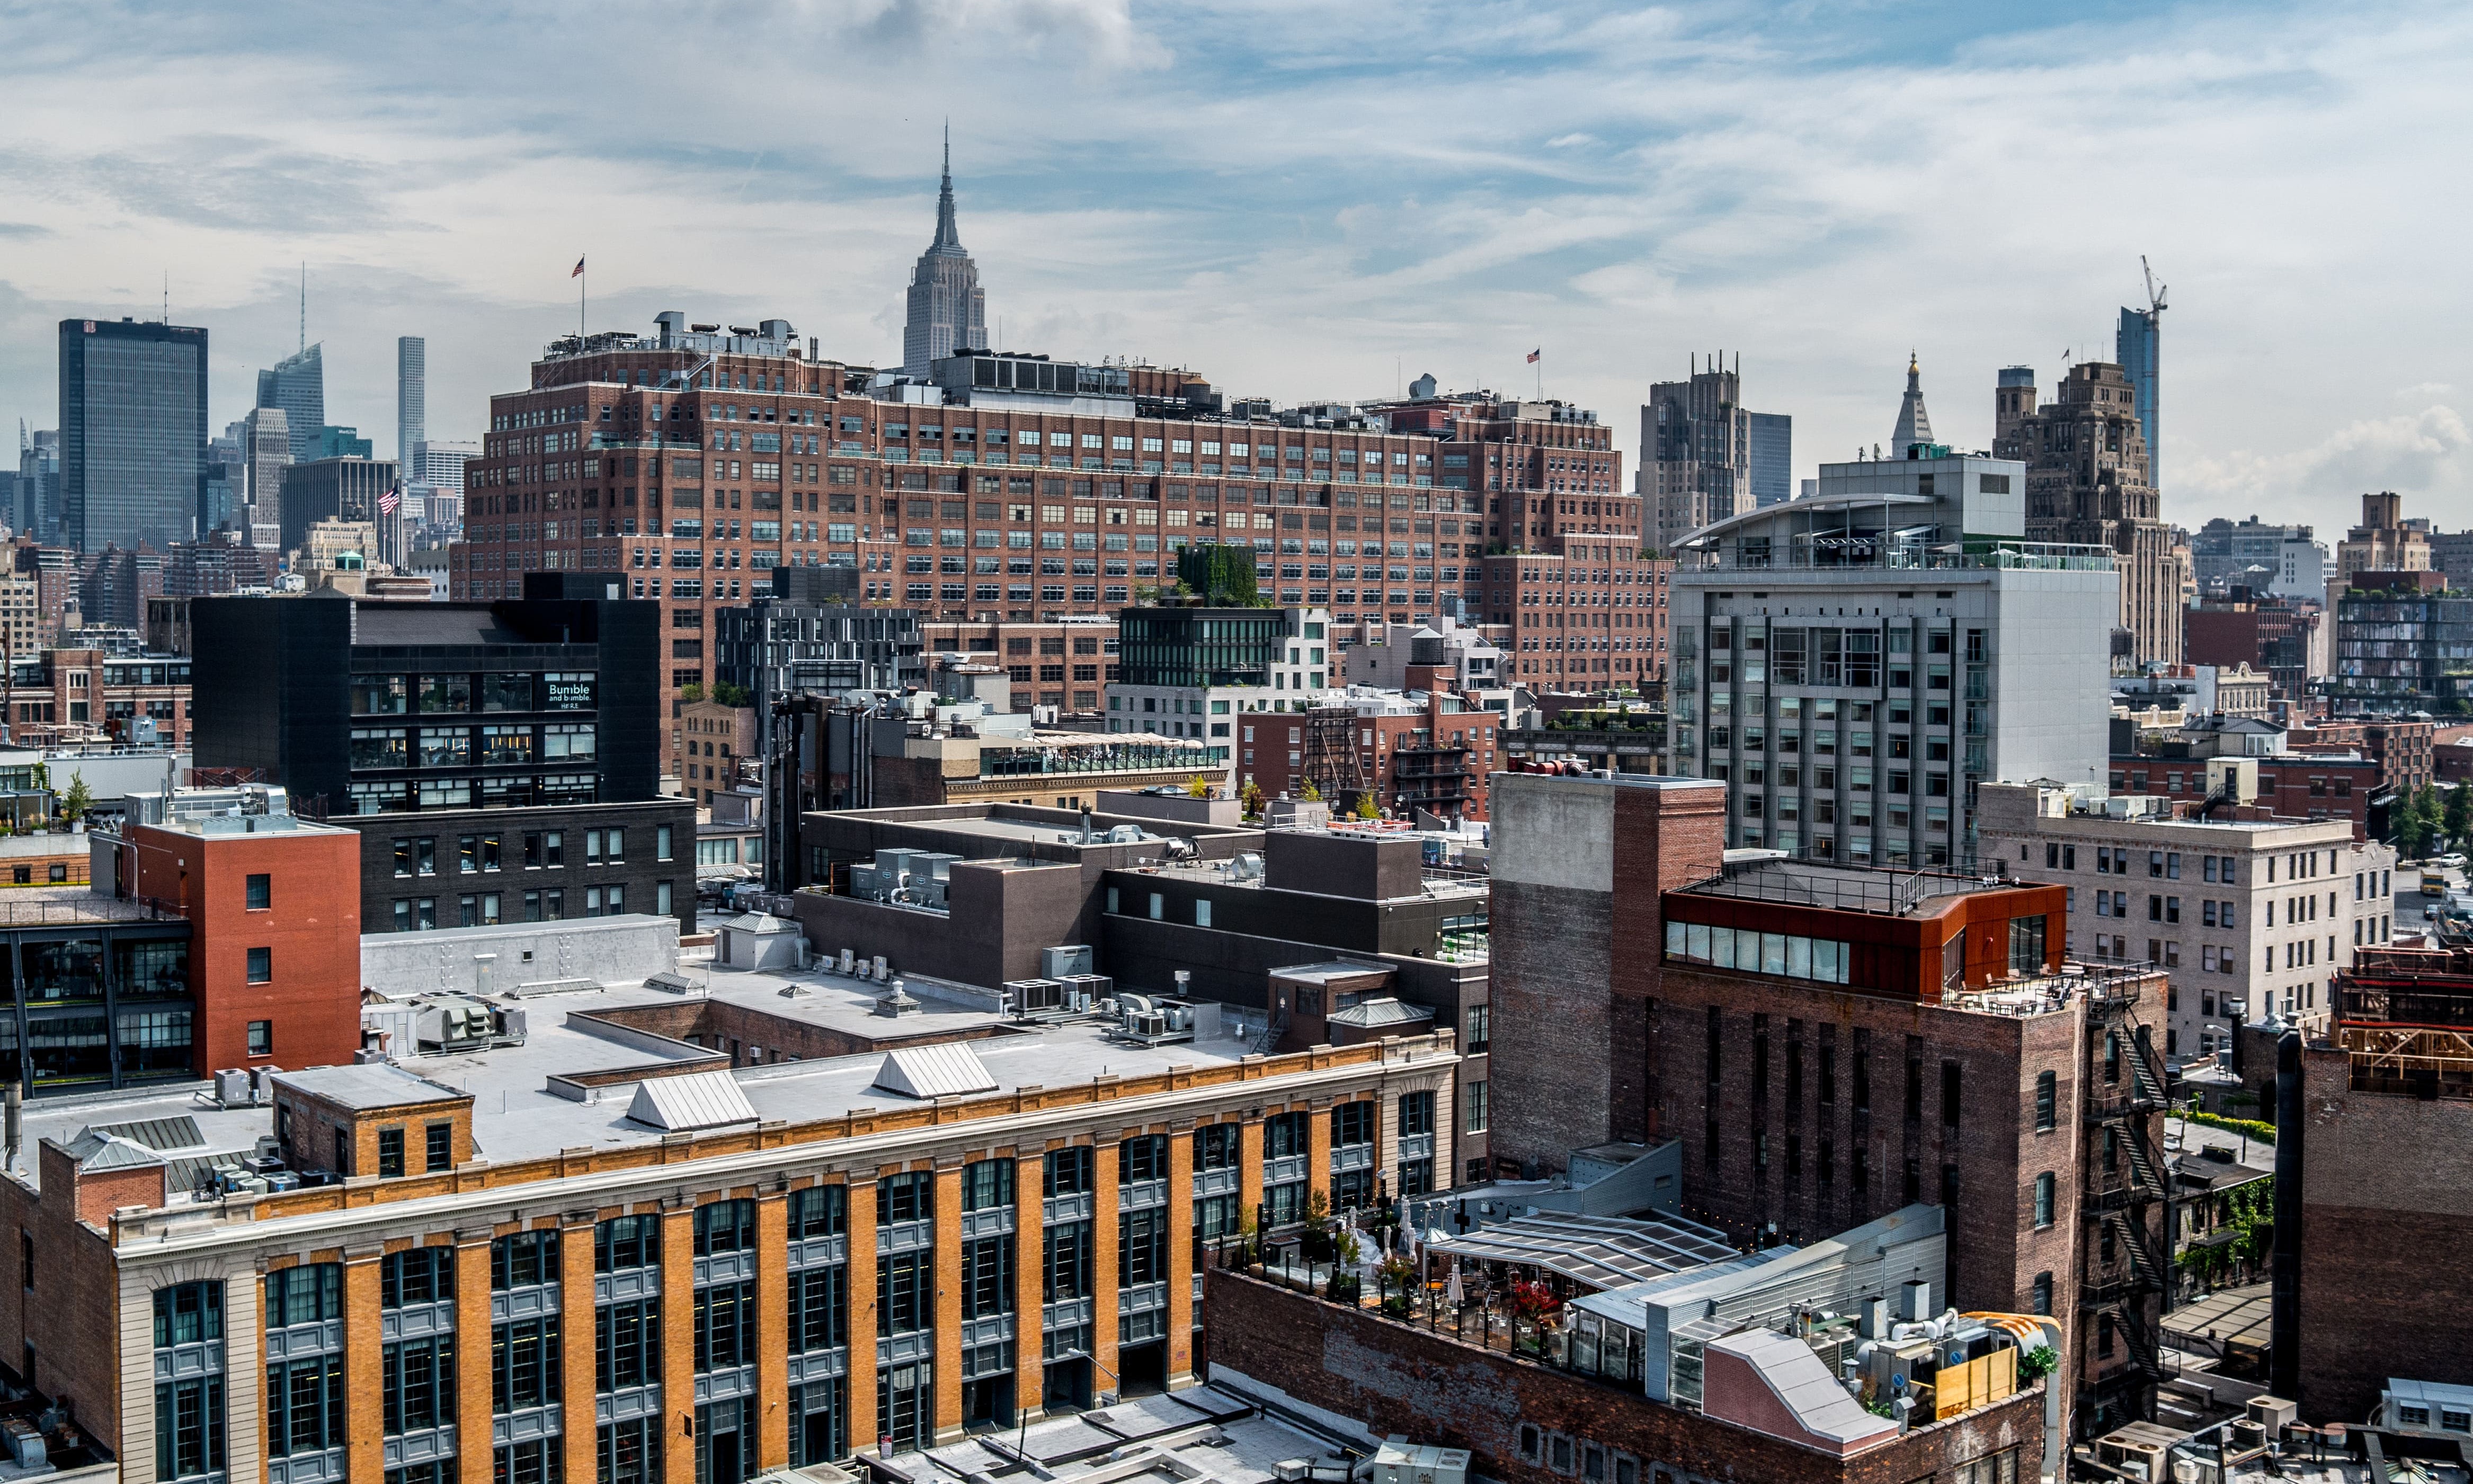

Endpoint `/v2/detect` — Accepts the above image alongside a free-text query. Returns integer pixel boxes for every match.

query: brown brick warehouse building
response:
[451,321,1661,776]
[1486,773,2170,1442]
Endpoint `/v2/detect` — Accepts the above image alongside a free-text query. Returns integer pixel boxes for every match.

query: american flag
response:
[1526,348,1541,364]
[572,255,585,278]
[378,481,401,516]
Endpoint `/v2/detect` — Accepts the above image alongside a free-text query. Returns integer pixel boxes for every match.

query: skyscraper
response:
[1641,355,1748,551]
[255,343,325,464]
[2116,306,2160,488]
[396,335,425,462]
[1994,361,2186,668]
[239,406,291,549]
[57,317,208,552]
[1746,411,1792,507]
[901,131,988,375]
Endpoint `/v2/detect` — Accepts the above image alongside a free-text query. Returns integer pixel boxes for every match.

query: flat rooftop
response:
[0,885,184,927]
[1677,858,2024,917]
[14,957,1342,1202]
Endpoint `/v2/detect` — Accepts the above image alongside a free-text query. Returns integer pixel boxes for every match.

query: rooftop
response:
[16,958,1453,1213]
[274,1062,470,1112]
[1675,857,2024,918]
[889,1385,1338,1484]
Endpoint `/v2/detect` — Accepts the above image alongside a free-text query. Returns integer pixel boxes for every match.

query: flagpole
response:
[579,257,586,340]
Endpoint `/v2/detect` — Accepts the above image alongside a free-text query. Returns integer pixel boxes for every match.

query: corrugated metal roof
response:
[88,1115,207,1152]
[63,1131,166,1171]
[626,1070,760,1131]
[873,1043,1000,1100]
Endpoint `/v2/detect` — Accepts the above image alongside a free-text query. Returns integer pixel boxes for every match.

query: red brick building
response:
[921,616,1119,715]
[1481,548,1671,691]
[1238,686,1502,820]
[6,646,191,747]
[2289,716,2435,797]
[115,795,363,1074]
[450,323,1627,774]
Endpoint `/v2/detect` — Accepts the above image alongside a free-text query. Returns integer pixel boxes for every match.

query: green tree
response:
[678,682,706,704]
[1176,543,1262,606]
[711,681,751,708]
[1184,773,1213,798]
[2445,784,2473,854]
[1240,779,1265,817]
[2396,785,2441,858]
[60,770,91,823]
[1297,779,1322,802]
[1354,791,1381,821]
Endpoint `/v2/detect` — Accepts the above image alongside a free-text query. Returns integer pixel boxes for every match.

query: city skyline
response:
[0,1,2467,539]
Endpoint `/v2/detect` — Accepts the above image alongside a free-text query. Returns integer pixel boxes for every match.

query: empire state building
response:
[901,132,988,375]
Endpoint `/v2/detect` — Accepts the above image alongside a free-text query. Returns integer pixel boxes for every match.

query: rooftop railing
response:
[1676,858,2020,916]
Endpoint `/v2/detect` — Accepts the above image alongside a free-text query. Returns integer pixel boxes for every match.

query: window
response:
[2031,1271,2053,1316]
[695,1199,755,1256]
[789,1183,848,1239]
[595,1214,659,1272]
[2035,1071,2057,1132]
[245,873,271,910]
[1399,1089,1435,1138]
[877,1251,931,1337]
[378,1127,406,1179]
[491,1230,558,1290]
[1465,1080,1489,1133]
[1044,1146,1095,1197]
[426,1122,453,1172]
[246,947,271,983]
[597,1299,662,1390]
[879,1170,934,1223]
[2032,1172,2055,1228]
[248,1020,272,1056]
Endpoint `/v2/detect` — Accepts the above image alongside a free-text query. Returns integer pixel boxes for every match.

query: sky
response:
[2,0,2468,537]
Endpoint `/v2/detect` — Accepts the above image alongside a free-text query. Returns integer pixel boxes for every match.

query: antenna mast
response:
[299,262,306,353]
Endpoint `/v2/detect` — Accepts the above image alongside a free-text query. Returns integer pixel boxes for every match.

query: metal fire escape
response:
[2082,984,2170,1430]
[1301,704,1363,806]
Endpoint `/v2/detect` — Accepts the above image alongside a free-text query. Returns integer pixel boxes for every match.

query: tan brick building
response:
[0,972,1457,1479]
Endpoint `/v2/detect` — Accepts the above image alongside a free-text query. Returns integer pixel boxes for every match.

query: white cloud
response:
[2177,406,2473,527]
[0,0,2466,548]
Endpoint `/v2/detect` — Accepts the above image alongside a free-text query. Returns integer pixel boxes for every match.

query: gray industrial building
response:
[715,565,924,739]
[1669,450,2118,865]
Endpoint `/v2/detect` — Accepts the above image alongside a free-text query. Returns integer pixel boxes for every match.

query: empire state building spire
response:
[903,125,988,374]
[932,124,961,250]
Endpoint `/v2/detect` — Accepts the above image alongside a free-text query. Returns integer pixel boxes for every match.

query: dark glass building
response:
[190,580,695,932]
[1114,606,1287,688]
[58,318,208,552]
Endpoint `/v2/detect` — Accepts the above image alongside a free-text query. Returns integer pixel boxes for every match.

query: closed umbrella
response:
[1445,1264,1465,1307]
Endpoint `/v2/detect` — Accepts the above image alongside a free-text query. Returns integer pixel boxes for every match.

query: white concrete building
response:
[1670,451,2118,866]
[1977,779,2398,1057]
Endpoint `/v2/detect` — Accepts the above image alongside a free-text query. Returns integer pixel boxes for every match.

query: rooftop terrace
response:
[1676,857,2025,917]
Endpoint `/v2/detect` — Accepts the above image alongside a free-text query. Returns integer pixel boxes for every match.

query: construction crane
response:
[2141,255,2168,316]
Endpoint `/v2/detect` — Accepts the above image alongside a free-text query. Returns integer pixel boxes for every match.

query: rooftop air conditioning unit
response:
[214,1069,253,1106]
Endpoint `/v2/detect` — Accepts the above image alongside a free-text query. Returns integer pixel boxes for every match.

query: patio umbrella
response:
[1445,1264,1464,1307]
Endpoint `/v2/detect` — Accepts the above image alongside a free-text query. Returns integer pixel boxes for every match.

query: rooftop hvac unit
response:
[1128,1011,1168,1039]
[1062,972,1114,1003]
[214,1069,253,1106]
[1007,979,1067,1016]
[250,1066,282,1105]
[1043,945,1095,978]
[1230,852,1265,880]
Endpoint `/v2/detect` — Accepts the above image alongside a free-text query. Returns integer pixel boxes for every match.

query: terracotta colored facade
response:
[121,815,363,1074]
